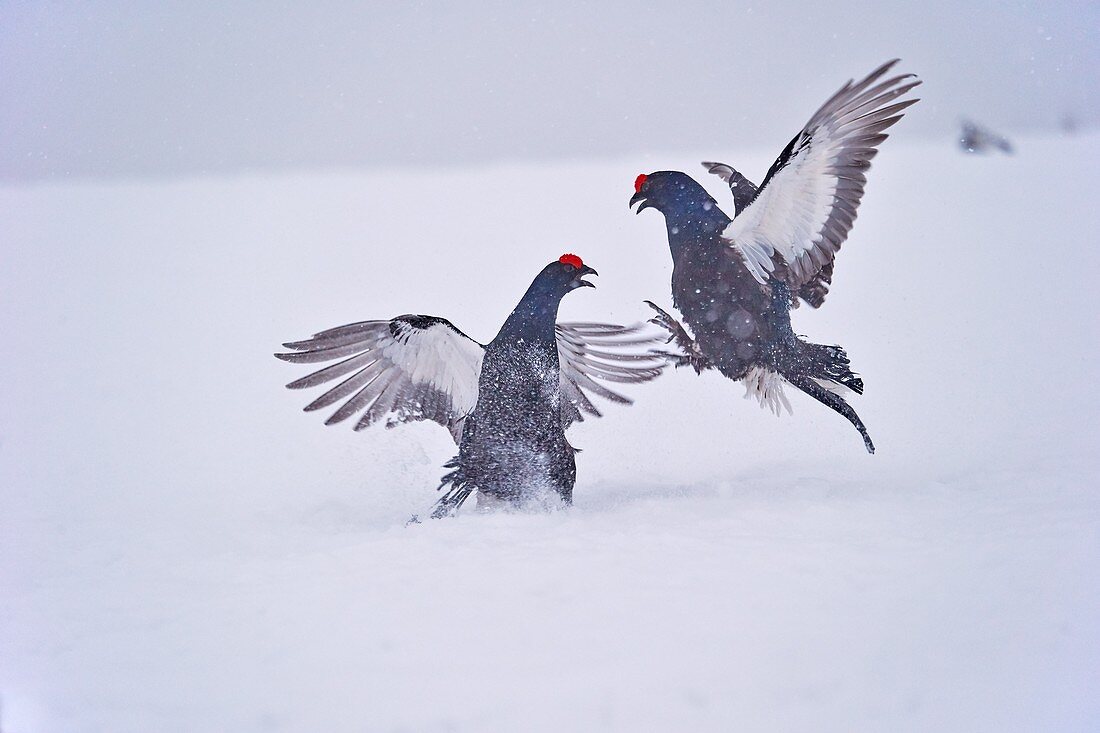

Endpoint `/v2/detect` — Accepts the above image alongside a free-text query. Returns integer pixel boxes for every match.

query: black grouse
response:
[276,254,665,518]
[630,60,921,453]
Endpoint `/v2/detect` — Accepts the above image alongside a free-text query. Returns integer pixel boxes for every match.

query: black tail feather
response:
[801,342,864,394]
[785,373,875,453]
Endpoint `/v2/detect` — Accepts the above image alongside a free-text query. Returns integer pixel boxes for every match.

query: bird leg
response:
[644,300,711,374]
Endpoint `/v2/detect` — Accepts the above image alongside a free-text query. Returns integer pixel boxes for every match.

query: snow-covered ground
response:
[2,133,1098,732]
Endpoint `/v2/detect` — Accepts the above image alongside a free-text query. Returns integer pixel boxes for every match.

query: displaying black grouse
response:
[630,60,921,453]
[276,255,665,518]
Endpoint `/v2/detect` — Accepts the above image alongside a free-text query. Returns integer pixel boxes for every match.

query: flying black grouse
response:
[630,60,921,453]
[276,255,665,518]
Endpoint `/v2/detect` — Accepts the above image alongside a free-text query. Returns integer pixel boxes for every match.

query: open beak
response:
[629,190,650,214]
[575,264,598,288]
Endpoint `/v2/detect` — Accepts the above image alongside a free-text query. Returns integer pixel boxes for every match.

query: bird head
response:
[535,253,597,297]
[502,254,598,333]
[629,171,720,219]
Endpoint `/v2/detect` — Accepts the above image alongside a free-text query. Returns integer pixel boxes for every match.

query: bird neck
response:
[494,284,562,346]
[662,201,732,258]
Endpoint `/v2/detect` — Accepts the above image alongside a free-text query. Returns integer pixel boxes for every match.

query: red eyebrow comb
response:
[559,253,583,269]
[634,173,648,193]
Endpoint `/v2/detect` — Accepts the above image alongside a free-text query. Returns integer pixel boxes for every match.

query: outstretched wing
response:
[554,322,667,429]
[721,59,920,296]
[276,315,484,443]
[701,161,759,215]
[703,160,835,308]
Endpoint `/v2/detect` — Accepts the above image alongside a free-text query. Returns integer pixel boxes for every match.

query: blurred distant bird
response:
[276,255,665,518]
[959,119,1013,154]
[631,60,921,453]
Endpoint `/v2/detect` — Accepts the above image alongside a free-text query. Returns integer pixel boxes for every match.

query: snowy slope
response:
[1,134,1098,732]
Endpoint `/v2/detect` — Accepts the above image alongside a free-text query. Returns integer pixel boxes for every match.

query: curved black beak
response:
[629,190,650,214]
[575,264,598,288]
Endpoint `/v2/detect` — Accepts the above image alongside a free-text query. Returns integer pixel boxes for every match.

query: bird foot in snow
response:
[644,300,710,374]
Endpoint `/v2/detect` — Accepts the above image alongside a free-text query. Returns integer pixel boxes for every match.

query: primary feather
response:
[722,60,920,292]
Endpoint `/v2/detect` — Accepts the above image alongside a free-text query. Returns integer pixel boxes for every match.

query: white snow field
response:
[2,133,1098,732]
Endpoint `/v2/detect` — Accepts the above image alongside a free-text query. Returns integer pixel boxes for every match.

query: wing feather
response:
[701,160,760,214]
[722,60,920,295]
[286,352,378,389]
[276,315,484,442]
[554,322,666,429]
[303,360,386,412]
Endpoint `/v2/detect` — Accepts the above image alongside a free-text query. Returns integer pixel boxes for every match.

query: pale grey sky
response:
[1,0,1096,181]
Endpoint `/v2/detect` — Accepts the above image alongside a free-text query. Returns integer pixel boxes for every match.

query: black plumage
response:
[630,61,921,453]
[276,255,665,517]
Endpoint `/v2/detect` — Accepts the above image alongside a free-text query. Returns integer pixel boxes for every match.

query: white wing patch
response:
[277,316,484,443]
[722,60,920,289]
[383,319,482,417]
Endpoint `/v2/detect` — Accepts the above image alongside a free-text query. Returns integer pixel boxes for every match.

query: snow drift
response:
[1,133,1098,732]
